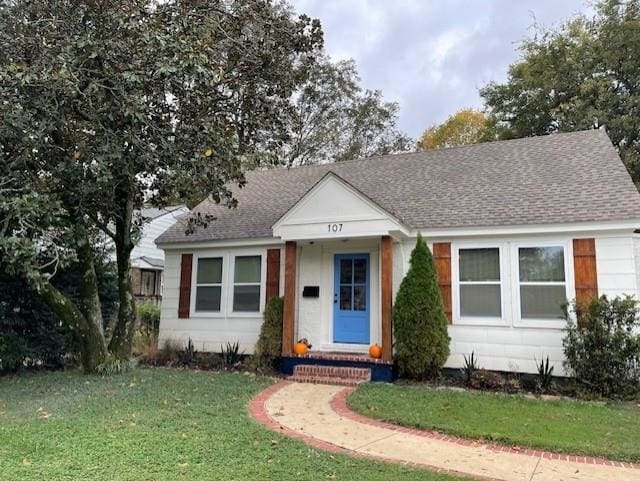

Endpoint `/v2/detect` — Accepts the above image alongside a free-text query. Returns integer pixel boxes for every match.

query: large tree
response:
[284,56,412,165]
[416,108,495,151]
[481,0,640,185]
[0,0,323,368]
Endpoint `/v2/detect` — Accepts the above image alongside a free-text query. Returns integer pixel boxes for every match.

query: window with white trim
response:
[195,257,223,311]
[518,246,567,320]
[233,255,261,312]
[458,247,502,318]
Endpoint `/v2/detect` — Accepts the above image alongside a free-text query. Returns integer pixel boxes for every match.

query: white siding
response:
[131,207,189,267]
[442,232,638,375]
[159,230,639,374]
[159,245,278,354]
[596,236,638,298]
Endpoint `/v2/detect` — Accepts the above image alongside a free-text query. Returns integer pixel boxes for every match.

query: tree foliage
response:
[481,0,640,184]
[0,256,117,374]
[0,0,323,369]
[417,108,495,150]
[563,295,640,399]
[393,235,450,380]
[285,56,412,164]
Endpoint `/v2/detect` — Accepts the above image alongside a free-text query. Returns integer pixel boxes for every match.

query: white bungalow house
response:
[129,205,189,304]
[155,130,640,381]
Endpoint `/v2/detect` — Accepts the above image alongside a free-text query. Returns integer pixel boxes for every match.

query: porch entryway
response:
[279,236,395,383]
[333,253,370,344]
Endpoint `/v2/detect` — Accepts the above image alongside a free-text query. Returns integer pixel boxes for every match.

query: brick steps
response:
[288,365,371,387]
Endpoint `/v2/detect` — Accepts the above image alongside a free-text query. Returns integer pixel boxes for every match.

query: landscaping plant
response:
[178,338,198,366]
[221,341,244,368]
[535,355,555,394]
[563,295,640,398]
[137,301,161,337]
[252,297,284,371]
[460,351,479,387]
[469,369,504,391]
[393,235,450,380]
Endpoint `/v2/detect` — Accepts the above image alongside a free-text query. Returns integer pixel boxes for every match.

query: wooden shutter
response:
[265,248,281,304]
[573,238,598,306]
[433,242,452,324]
[178,253,193,319]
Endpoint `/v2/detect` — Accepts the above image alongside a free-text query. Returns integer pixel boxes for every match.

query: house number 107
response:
[328,223,343,232]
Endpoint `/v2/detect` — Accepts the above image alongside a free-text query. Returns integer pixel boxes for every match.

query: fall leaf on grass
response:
[36,407,50,419]
[22,458,31,466]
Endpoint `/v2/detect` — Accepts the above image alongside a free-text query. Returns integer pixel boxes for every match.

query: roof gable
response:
[272,172,408,240]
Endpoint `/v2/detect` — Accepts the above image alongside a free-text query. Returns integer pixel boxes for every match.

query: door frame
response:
[332,252,371,344]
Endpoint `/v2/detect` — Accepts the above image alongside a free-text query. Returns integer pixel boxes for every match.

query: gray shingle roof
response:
[156,130,640,244]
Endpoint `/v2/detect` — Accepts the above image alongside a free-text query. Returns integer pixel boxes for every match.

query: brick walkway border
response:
[248,380,496,480]
[248,380,640,480]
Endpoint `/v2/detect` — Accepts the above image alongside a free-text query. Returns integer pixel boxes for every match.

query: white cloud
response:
[290,0,593,137]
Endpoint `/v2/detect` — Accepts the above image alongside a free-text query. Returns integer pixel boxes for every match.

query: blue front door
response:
[333,253,370,344]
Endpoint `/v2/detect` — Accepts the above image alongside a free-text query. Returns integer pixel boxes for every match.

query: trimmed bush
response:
[252,296,284,371]
[563,295,640,399]
[393,235,450,379]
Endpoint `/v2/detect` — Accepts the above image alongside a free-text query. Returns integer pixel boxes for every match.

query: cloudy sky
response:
[291,0,593,139]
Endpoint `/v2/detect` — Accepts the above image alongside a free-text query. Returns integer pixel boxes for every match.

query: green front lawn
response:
[0,368,467,481]
[348,383,640,462]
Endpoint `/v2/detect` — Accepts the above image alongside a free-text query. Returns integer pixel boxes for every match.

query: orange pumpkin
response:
[293,342,308,356]
[369,344,382,359]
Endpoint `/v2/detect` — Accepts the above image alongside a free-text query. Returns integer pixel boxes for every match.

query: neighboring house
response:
[155,130,640,380]
[131,205,189,304]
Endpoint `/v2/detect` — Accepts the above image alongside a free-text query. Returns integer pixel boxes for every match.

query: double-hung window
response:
[518,246,567,320]
[195,257,223,311]
[233,255,262,312]
[458,247,502,318]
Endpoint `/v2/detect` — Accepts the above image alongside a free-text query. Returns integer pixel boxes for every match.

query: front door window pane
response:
[340,285,352,310]
[340,259,352,284]
[353,286,366,311]
[353,259,367,283]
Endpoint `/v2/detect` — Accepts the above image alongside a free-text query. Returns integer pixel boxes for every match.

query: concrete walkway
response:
[249,381,640,481]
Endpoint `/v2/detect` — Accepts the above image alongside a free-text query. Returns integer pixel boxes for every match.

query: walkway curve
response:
[248,381,640,481]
